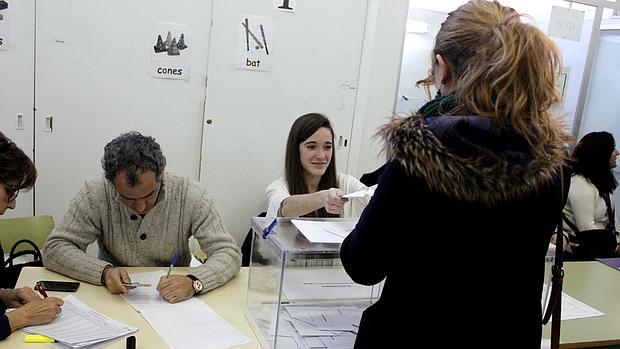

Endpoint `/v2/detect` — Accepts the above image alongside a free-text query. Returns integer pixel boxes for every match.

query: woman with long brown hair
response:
[266,113,369,218]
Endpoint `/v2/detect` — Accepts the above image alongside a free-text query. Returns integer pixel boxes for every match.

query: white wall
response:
[348,0,409,178]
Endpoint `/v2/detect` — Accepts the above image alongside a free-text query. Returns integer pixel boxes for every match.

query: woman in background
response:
[340,1,569,347]
[0,131,63,340]
[563,131,619,260]
[265,113,369,218]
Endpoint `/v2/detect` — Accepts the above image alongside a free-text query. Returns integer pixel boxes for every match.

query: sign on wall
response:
[0,0,10,50]
[274,0,295,12]
[236,15,273,71]
[548,6,585,42]
[151,22,191,80]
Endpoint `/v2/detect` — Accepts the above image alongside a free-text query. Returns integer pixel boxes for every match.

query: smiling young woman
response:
[265,113,371,218]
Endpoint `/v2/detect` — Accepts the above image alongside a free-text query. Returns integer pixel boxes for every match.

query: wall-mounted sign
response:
[236,15,273,72]
[151,21,191,80]
[0,0,10,51]
[274,0,295,12]
[548,6,585,42]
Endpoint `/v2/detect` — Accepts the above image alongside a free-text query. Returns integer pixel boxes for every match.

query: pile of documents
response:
[22,295,137,348]
[280,305,363,349]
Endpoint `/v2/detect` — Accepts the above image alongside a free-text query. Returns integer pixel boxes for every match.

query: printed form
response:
[22,295,137,348]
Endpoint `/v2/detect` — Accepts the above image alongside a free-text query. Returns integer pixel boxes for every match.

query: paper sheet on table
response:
[121,271,168,311]
[542,284,605,321]
[122,271,251,349]
[22,295,137,348]
[291,220,357,243]
[559,292,605,320]
[139,298,251,349]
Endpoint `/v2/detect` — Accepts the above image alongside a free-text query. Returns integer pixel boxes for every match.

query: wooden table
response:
[5,267,260,348]
[544,262,620,348]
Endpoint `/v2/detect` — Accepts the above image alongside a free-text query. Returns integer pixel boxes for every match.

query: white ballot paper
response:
[122,271,251,349]
[342,185,376,199]
[292,220,357,243]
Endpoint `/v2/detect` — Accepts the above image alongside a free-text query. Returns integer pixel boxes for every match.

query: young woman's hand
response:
[323,188,348,215]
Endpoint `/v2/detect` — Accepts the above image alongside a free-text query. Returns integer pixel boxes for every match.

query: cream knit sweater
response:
[43,172,241,293]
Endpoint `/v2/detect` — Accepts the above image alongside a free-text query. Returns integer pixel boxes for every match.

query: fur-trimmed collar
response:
[379,114,564,205]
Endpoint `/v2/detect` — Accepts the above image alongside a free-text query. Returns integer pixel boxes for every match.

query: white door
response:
[0,0,35,218]
[200,0,368,244]
[34,0,212,224]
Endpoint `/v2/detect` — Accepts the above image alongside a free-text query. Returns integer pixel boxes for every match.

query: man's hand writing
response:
[156,275,194,303]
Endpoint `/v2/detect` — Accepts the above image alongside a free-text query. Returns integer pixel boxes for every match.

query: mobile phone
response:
[34,280,80,292]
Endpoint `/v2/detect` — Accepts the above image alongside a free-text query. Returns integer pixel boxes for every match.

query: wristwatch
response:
[186,274,203,295]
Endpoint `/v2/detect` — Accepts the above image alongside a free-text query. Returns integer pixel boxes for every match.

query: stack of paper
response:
[22,295,137,348]
[281,305,362,349]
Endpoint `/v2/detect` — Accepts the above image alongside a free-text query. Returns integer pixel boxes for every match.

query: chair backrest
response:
[0,215,55,253]
[242,212,267,267]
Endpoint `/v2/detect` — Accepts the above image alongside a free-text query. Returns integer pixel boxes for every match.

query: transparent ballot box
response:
[245,217,381,349]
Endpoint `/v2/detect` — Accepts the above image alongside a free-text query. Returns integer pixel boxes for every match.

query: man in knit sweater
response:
[43,132,241,303]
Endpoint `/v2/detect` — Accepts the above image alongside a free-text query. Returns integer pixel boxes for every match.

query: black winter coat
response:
[341,114,565,348]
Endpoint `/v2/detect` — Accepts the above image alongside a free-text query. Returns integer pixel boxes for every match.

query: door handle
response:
[44,116,53,132]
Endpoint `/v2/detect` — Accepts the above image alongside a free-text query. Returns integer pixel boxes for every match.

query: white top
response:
[563,174,618,232]
[265,173,368,218]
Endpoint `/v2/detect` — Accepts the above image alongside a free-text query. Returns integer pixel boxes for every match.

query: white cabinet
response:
[33,0,213,224]
[0,0,35,218]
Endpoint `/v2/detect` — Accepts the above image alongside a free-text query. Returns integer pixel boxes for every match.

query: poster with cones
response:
[151,21,190,80]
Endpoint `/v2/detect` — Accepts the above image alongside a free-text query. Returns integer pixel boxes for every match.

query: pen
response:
[166,251,179,278]
[262,218,277,238]
[36,282,48,298]
[122,282,152,288]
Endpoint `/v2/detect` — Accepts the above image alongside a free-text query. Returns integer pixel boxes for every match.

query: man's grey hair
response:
[102,131,166,186]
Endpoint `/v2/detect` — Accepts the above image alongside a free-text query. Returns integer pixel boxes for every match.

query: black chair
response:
[241,212,267,267]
